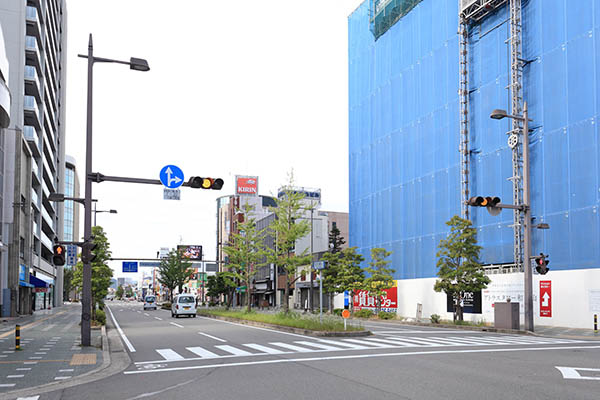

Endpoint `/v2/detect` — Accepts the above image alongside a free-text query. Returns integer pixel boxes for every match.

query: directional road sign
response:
[123,261,138,273]
[159,165,184,189]
[66,244,78,266]
[313,261,326,270]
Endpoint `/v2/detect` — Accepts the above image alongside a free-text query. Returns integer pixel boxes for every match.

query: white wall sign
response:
[589,290,600,312]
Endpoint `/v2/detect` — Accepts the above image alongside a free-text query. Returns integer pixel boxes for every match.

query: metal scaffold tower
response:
[458,0,524,270]
[507,0,525,271]
[458,16,470,220]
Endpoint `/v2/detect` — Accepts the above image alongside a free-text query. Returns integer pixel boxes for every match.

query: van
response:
[171,294,197,318]
[143,295,157,310]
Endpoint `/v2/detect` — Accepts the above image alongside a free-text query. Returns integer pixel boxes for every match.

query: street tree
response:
[434,215,490,321]
[72,226,113,321]
[336,247,366,314]
[321,225,347,311]
[223,203,267,312]
[157,248,194,302]
[63,266,74,302]
[364,247,395,314]
[206,272,234,305]
[115,285,124,300]
[267,172,311,313]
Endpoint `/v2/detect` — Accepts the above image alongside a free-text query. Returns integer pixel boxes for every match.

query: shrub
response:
[333,308,343,317]
[161,302,172,310]
[94,309,106,325]
[378,311,395,320]
[354,309,373,318]
[430,314,441,324]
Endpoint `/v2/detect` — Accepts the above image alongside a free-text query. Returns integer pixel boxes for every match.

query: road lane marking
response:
[215,345,253,356]
[7,375,25,378]
[198,332,226,342]
[170,322,184,328]
[41,324,56,332]
[0,384,16,387]
[106,306,136,353]
[154,317,162,321]
[269,342,313,352]
[316,339,371,350]
[144,313,150,316]
[124,344,600,375]
[342,338,392,348]
[59,369,74,372]
[156,349,184,361]
[556,366,600,380]
[243,344,285,354]
[294,341,345,351]
[16,368,31,371]
[196,316,313,339]
[16,396,39,400]
[54,376,71,380]
[186,347,219,358]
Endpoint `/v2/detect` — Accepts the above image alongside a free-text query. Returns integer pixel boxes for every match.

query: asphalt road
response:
[16,300,600,400]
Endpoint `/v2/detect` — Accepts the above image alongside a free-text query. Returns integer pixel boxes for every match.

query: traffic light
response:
[81,241,98,264]
[188,177,224,190]
[535,253,550,275]
[467,196,501,207]
[53,245,66,266]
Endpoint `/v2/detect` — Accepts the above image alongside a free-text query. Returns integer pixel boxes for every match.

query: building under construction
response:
[349,0,600,328]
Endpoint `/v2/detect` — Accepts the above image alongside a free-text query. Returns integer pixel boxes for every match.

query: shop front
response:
[30,274,51,311]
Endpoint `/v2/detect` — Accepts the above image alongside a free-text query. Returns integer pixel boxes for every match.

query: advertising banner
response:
[540,281,552,317]
[446,291,482,314]
[353,282,398,312]
[177,245,202,260]
[235,176,259,196]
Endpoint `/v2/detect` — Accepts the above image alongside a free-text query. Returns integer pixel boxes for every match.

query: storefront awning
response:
[19,281,34,288]
[29,274,49,288]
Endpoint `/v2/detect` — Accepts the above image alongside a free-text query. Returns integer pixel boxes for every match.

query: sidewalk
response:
[0,303,104,394]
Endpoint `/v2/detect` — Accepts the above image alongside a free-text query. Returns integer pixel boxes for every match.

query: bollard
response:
[595,314,598,334]
[15,324,20,351]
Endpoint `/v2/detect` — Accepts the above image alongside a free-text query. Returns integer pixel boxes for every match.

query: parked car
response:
[143,295,157,310]
[171,294,197,318]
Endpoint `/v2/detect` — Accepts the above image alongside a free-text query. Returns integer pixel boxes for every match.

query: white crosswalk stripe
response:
[145,335,589,364]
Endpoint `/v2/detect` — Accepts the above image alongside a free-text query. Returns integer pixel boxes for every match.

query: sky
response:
[65,0,365,279]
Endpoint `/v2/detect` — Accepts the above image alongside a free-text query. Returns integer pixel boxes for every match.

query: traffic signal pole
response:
[522,102,533,332]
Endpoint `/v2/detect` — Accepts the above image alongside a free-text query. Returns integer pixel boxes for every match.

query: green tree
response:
[72,226,113,321]
[321,225,347,312]
[206,272,234,305]
[223,203,267,312]
[336,247,366,314]
[267,172,311,313]
[157,248,194,302]
[364,248,395,314]
[63,266,74,302]
[115,285,124,300]
[434,215,490,321]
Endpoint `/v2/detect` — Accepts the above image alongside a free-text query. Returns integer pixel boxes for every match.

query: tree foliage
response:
[334,247,366,314]
[206,272,234,304]
[157,248,194,302]
[72,226,113,320]
[223,203,267,312]
[434,215,490,321]
[63,266,74,301]
[364,248,395,313]
[115,285,124,300]
[267,172,311,313]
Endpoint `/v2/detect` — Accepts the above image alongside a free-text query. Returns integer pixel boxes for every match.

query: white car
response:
[143,295,157,310]
[171,294,197,318]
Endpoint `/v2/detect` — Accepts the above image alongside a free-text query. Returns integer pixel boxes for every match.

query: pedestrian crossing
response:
[139,335,588,365]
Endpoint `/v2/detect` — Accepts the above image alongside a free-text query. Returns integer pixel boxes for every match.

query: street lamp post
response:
[92,202,117,226]
[490,101,533,332]
[79,34,149,346]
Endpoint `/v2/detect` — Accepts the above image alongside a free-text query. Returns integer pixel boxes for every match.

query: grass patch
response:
[197,309,364,332]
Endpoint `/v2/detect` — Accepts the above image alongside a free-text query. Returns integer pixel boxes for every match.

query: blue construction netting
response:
[349,0,600,279]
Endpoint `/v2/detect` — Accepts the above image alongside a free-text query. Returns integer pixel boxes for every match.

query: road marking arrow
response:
[556,366,600,380]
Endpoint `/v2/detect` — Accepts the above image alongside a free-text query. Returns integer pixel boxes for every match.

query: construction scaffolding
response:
[369,0,423,40]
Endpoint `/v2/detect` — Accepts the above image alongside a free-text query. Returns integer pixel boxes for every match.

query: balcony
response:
[24,65,41,102]
[31,157,40,184]
[23,125,40,154]
[31,188,39,211]
[25,36,41,69]
[26,6,42,42]
[23,95,41,129]
[40,231,53,252]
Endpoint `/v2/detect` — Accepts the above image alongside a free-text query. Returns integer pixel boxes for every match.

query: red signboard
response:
[236,176,258,196]
[540,280,552,318]
[353,283,398,312]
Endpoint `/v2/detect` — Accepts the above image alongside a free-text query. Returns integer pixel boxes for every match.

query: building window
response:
[20,237,25,259]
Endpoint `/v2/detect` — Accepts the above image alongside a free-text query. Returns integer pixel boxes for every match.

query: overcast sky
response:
[65,0,364,279]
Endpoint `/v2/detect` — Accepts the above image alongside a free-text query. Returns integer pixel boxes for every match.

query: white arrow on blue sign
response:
[159,165,184,189]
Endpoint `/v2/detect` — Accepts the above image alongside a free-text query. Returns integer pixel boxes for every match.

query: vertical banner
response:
[353,282,398,312]
[539,281,552,317]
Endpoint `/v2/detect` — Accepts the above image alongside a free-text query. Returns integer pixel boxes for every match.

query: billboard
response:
[235,176,259,196]
[177,245,202,260]
[446,291,482,314]
[353,281,398,312]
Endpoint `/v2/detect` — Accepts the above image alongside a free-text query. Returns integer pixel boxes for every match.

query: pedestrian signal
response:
[53,245,66,266]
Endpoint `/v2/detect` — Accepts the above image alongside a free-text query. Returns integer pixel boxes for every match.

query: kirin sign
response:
[353,282,398,312]
[236,176,259,196]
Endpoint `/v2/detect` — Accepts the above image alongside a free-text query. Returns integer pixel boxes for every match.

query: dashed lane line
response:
[169,322,184,328]
[198,332,227,342]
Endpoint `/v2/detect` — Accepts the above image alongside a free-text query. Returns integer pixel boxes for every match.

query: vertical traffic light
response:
[535,253,550,275]
[81,241,98,264]
[53,245,66,266]
[188,177,224,190]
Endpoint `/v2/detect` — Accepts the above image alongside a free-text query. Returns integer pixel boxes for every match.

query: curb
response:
[199,313,372,337]
[0,308,131,400]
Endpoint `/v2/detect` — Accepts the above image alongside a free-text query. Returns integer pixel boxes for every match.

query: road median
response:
[197,309,371,337]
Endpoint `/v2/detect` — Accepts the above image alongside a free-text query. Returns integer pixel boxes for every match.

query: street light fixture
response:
[78,34,149,347]
[490,101,534,332]
[93,208,118,226]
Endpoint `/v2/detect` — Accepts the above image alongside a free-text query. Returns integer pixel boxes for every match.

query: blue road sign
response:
[313,261,327,270]
[66,245,78,266]
[123,261,138,273]
[139,261,161,268]
[159,165,184,189]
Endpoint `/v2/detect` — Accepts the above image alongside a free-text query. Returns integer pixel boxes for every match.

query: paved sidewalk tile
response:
[0,303,103,393]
